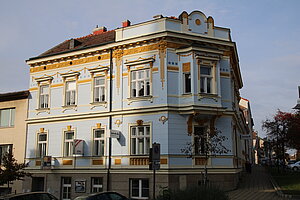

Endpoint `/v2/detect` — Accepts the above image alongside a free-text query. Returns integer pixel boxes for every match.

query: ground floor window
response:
[61,177,71,200]
[91,177,103,193]
[130,179,149,199]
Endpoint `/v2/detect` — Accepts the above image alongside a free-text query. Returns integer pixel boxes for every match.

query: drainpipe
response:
[106,48,113,191]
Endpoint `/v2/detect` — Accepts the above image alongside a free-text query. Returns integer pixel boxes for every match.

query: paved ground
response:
[227,165,288,200]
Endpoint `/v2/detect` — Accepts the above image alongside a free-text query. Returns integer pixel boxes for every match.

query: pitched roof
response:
[36,30,115,59]
[0,90,29,102]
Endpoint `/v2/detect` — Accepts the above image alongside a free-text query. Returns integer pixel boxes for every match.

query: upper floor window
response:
[0,108,15,128]
[93,77,106,102]
[0,144,12,165]
[93,129,105,156]
[131,69,151,98]
[131,125,150,155]
[64,131,74,157]
[37,132,47,158]
[65,81,76,106]
[39,85,50,109]
[200,66,213,94]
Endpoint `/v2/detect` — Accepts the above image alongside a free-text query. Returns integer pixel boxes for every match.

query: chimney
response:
[69,38,81,49]
[293,86,300,110]
[93,26,107,35]
[122,20,131,28]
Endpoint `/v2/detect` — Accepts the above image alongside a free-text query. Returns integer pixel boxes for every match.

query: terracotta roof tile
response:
[38,30,115,58]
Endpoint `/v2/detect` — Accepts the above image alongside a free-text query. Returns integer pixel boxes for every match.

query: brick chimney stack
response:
[122,20,131,28]
[93,26,107,35]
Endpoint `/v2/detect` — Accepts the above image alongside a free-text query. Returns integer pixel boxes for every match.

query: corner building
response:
[24,11,251,199]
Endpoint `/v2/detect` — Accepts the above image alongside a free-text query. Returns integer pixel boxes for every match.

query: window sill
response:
[198,93,219,102]
[127,96,153,105]
[62,105,77,112]
[35,108,50,115]
[90,101,107,109]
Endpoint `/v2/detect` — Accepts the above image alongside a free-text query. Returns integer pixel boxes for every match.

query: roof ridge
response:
[74,30,115,40]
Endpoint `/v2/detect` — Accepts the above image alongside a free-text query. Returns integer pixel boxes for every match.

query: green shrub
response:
[157,185,229,200]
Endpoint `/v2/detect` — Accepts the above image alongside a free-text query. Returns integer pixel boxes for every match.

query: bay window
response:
[200,66,212,94]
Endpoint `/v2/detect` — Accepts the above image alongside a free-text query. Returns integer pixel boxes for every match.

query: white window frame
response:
[130,178,149,199]
[93,76,106,103]
[93,129,105,156]
[200,65,213,94]
[61,72,80,108]
[61,177,72,200]
[37,132,48,158]
[39,84,50,109]
[130,125,150,155]
[35,76,53,111]
[65,80,77,106]
[64,131,74,157]
[91,177,103,193]
[0,108,15,128]
[130,69,151,98]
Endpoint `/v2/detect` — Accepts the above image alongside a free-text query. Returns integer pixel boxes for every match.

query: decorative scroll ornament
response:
[114,119,122,127]
[136,120,144,126]
[157,41,167,88]
[159,116,168,124]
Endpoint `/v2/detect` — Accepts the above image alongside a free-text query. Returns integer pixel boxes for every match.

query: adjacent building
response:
[23,11,252,199]
[0,90,29,195]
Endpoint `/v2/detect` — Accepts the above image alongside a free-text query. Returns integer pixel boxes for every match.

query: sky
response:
[0,0,299,137]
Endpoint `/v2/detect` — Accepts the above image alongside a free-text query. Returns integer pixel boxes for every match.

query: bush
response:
[157,185,229,200]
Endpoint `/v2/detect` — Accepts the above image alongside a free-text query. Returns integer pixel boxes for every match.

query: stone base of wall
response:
[22,169,241,199]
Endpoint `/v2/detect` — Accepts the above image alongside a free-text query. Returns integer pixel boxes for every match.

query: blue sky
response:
[0,0,299,136]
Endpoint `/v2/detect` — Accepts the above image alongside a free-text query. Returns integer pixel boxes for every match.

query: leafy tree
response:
[262,110,300,169]
[181,128,230,185]
[0,152,31,190]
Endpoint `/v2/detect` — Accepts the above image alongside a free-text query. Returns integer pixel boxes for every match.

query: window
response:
[65,81,76,106]
[93,76,106,102]
[0,144,12,165]
[194,127,207,155]
[200,66,212,94]
[183,72,191,93]
[61,177,71,200]
[131,126,150,155]
[64,131,74,157]
[0,108,15,127]
[131,69,151,98]
[37,133,47,158]
[93,129,105,156]
[39,85,50,109]
[130,179,149,199]
[91,177,103,193]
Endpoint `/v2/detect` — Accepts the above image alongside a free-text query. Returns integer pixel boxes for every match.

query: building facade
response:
[23,11,252,199]
[0,91,29,195]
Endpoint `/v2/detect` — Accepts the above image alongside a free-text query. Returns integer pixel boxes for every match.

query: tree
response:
[0,152,31,191]
[181,128,230,185]
[262,110,300,169]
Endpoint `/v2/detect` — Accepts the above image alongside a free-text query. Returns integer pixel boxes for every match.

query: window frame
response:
[129,178,149,199]
[61,177,72,200]
[65,80,77,106]
[193,126,208,156]
[0,108,15,128]
[130,68,151,98]
[198,60,217,95]
[36,131,48,158]
[35,76,53,111]
[93,76,106,103]
[63,130,75,157]
[61,72,80,108]
[91,177,103,193]
[183,72,191,94]
[92,128,105,157]
[0,144,13,165]
[130,125,151,156]
[38,84,50,109]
